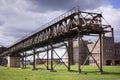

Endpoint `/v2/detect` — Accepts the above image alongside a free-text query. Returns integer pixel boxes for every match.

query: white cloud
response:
[0,0,120,47]
[0,0,64,47]
[0,34,16,46]
[98,5,120,42]
[85,5,120,42]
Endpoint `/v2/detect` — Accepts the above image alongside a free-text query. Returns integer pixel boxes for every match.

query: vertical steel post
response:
[1,58,3,66]
[99,34,103,73]
[68,39,73,71]
[24,52,26,68]
[64,43,70,71]
[32,47,36,70]
[47,46,49,70]
[0,57,1,65]
[70,39,74,65]
[78,30,81,73]
[50,41,54,71]
[68,40,71,71]
[22,52,24,68]
[68,49,70,71]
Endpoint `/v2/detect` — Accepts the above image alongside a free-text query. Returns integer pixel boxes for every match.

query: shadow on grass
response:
[21,67,32,69]
[80,71,120,75]
[67,69,120,75]
[69,70,78,72]
[21,66,120,76]
[102,72,120,75]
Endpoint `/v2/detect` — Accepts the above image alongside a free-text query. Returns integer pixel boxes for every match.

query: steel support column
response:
[78,30,81,73]
[46,46,49,70]
[22,53,24,69]
[68,49,70,71]
[67,39,74,71]
[24,52,27,68]
[68,39,74,65]
[99,34,103,73]
[21,58,23,68]
[50,41,54,71]
[0,57,1,65]
[32,47,36,70]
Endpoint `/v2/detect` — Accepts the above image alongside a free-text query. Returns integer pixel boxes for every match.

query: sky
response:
[0,0,120,47]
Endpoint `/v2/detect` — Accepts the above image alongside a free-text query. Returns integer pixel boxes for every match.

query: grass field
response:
[0,65,120,80]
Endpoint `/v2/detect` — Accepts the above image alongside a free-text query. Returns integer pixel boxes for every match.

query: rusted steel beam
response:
[80,37,103,73]
[0,7,110,57]
[53,49,67,68]
[23,43,65,57]
[53,49,69,70]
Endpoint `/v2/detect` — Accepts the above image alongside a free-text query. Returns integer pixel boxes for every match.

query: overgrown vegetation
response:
[0,65,120,80]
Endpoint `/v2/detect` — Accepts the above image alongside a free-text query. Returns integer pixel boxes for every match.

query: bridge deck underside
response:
[3,27,104,57]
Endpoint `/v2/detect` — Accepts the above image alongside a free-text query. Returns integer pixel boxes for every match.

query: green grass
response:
[0,65,120,80]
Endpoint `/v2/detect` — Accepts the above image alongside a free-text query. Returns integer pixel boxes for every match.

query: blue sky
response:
[109,0,120,8]
[0,0,120,47]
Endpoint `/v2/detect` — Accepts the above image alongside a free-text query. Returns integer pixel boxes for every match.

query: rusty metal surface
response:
[0,7,111,57]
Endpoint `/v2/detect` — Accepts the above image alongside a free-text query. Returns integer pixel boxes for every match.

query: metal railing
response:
[10,7,79,47]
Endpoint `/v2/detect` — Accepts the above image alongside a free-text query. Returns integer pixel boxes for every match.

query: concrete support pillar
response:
[8,56,20,68]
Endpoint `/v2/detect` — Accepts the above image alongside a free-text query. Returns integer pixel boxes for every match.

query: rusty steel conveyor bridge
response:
[0,7,112,73]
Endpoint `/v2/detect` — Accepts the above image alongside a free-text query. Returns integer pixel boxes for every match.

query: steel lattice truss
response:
[0,7,111,57]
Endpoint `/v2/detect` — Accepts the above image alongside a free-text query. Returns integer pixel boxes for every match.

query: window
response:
[106,50,107,52]
[118,49,119,55]
[119,49,120,55]
[115,48,119,56]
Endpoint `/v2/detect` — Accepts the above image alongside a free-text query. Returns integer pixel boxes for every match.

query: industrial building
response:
[114,43,120,65]
[66,28,120,65]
